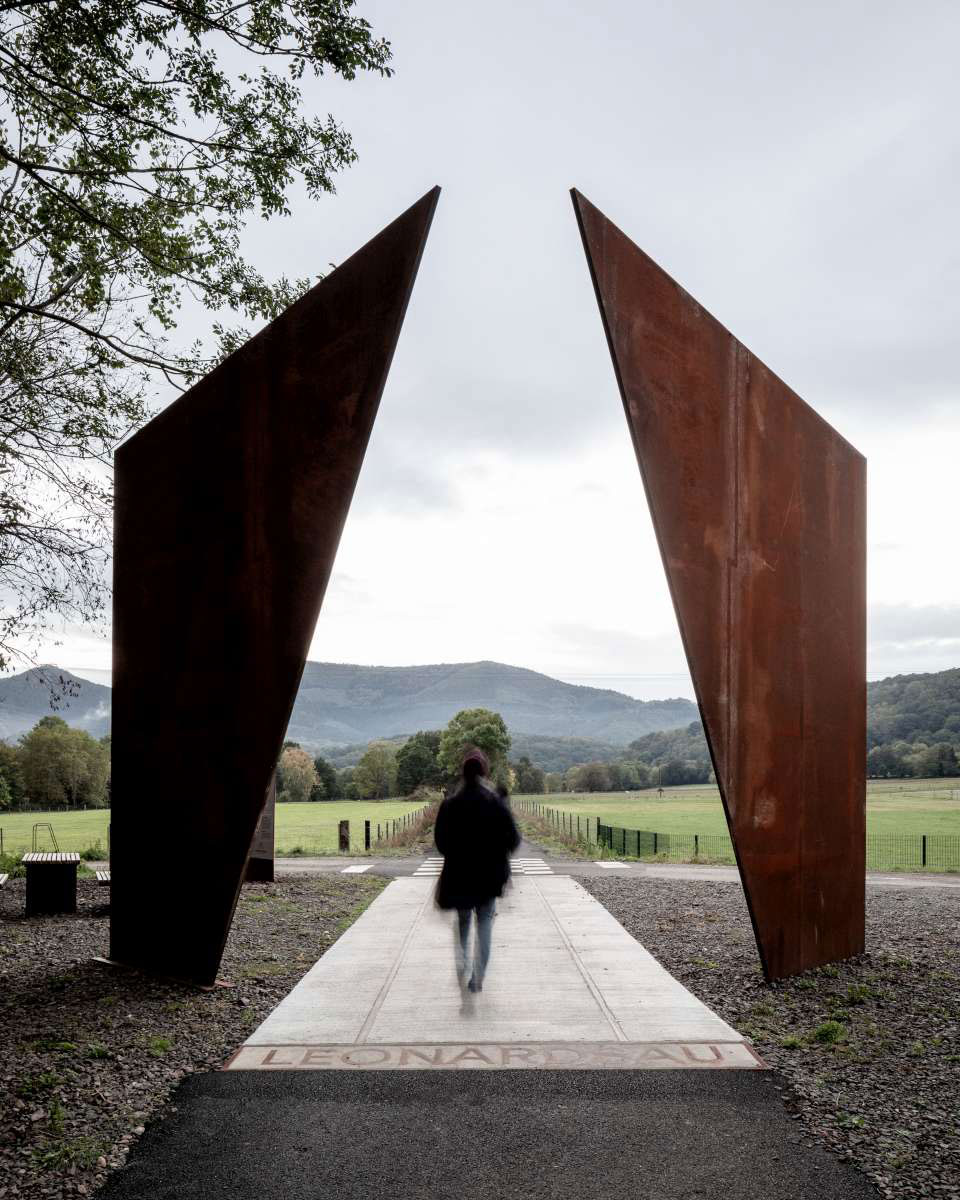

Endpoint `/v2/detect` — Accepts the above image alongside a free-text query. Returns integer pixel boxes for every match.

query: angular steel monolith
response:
[111,189,439,985]
[572,189,865,980]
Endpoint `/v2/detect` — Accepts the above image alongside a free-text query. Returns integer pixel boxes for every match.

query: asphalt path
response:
[91,837,891,1198]
[98,1070,879,1200]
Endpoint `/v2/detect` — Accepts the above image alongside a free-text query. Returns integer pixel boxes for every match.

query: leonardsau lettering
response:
[237,1041,753,1071]
[681,1044,723,1064]
[397,1047,445,1066]
[340,1048,391,1066]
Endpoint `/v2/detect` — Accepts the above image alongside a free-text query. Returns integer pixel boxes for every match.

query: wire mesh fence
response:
[597,824,737,863]
[514,798,960,872]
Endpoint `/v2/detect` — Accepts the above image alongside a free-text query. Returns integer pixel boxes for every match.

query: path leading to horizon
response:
[99,869,880,1199]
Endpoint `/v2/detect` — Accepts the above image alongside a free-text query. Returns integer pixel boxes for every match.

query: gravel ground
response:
[0,872,387,1199]
[581,875,960,1200]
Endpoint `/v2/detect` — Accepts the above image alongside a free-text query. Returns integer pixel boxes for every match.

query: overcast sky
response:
[45,0,960,698]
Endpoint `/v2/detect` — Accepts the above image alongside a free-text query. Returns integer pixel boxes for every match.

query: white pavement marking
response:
[340,865,372,874]
[595,861,631,869]
[227,876,762,1072]
[413,857,443,877]
[512,858,554,876]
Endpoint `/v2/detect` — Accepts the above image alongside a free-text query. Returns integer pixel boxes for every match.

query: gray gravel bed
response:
[581,874,960,1200]
[0,873,387,1199]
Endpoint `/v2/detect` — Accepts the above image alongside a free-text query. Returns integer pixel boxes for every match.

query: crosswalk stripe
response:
[412,857,556,877]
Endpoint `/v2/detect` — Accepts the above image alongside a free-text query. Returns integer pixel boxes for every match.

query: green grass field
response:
[0,799,428,856]
[518,780,960,837]
[1,782,957,861]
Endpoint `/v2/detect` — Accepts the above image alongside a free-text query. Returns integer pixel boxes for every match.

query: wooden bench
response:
[22,852,81,915]
[96,870,111,886]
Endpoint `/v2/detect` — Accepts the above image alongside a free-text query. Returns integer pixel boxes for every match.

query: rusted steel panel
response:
[572,190,865,980]
[111,189,439,985]
[245,774,276,884]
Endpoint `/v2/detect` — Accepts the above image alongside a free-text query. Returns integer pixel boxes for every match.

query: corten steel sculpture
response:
[244,774,276,884]
[111,188,439,986]
[572,190,866,981]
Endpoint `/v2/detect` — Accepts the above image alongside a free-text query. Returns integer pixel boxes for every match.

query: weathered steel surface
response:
[111,189,439,985]
[572,190,866,979]
[245,774,276,884]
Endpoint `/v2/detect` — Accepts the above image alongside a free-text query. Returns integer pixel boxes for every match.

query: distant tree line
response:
[865,669,960,778]
[276,708,513,801]
[0,716,110,810]
[274,711,719,801]
[7,668,959,812]
[531,722,716,794]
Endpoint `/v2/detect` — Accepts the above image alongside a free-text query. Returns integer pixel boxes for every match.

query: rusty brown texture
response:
[572,190,866,980]
[111,189,439,986]
[245,774,276,884]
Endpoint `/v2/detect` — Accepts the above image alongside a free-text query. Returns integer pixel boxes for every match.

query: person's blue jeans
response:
[456,898,496,987]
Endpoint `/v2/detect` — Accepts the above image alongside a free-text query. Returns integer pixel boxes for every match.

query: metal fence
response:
[865,833,960,871]
[372,804,430,847]
[597,824,736,863]
[514,798,960,873]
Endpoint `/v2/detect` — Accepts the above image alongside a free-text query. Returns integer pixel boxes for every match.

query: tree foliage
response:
[511,755,545,795]
[276,744,317,803]
[0,0,391,667]
[396,730,443,795]
[352,741,398,799]
[17,714,109,807]
[438,708,511,781]
[311,753,339,800]
[0,740,26,808]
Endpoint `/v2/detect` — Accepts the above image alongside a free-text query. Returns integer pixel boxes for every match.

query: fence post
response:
[364,820,370,851]
[653,831,658,856]
[922,834,927,868]
[377,823,381,842]
[338,820,350,852]
[694,833,699,859]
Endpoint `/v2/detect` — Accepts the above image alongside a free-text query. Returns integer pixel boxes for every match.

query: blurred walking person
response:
[434,749,520,993]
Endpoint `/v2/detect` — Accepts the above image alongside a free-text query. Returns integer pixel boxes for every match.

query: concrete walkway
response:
[98,873,880,1200]
[228,875,760,1071]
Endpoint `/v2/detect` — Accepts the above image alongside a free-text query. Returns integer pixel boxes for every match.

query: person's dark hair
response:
[496,783,508,800]
[461,747,489,781]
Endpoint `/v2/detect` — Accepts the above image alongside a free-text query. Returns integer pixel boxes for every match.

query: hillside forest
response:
[2,667,958,810]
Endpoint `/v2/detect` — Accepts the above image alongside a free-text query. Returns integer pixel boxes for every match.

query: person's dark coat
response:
[434,782,520,911]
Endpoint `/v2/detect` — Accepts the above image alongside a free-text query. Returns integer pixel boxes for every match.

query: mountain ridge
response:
[0,659,697,747]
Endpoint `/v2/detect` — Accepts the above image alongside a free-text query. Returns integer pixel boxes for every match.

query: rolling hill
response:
[0,667,111,741]
[0,659,697,748]
[285,660,696,747]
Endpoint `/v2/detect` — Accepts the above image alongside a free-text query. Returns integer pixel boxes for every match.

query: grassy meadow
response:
[519,778,960,837]
[0,781,956,861]
[0,799,429,856]
[515,780,960,870]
